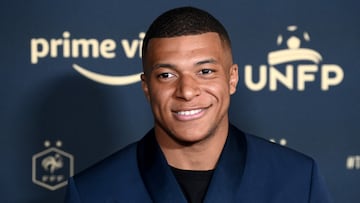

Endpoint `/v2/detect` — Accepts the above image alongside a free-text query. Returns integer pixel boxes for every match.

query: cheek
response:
[149,84,171,107]
[204,81,230,101]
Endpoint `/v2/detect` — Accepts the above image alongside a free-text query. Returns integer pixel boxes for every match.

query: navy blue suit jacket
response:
[65,125,332,202]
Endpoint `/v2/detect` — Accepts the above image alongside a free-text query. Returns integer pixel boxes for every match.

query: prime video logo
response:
[30,31,145,85]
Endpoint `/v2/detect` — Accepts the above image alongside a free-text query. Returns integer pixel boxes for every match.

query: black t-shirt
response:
[171,166,214,203]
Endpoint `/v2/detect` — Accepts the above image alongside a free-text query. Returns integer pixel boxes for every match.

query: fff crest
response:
[32,140,74,191]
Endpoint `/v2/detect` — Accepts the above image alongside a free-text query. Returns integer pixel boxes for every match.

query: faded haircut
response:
[141,6,232,59]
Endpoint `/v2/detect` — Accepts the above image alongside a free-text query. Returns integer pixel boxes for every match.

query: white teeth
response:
[177,109,202,116]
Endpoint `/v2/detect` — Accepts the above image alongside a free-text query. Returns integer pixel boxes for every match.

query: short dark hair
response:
[142,6,231,58]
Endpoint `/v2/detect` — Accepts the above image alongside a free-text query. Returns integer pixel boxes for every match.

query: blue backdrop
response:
[1,0,359,202]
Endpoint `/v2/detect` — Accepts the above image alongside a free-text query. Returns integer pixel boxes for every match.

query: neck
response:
[155,124,229,171]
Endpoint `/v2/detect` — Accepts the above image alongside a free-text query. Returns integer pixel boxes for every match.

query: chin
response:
[170,130,213,146]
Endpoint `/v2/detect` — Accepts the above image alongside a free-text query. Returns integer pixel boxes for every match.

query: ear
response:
[141,73,151,101]
[229,64,239,95]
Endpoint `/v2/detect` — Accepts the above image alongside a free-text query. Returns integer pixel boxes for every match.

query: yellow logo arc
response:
[72,64,142,86]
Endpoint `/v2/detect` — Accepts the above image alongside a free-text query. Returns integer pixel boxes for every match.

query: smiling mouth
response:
[177,109,203,116]
[173,106,210,121]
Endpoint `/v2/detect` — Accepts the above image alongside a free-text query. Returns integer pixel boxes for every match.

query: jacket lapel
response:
[203,124,246,202]
[137,129,187,203]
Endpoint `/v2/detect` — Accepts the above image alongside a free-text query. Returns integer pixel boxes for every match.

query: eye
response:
[157,72,175,79]
[199,69,213,75]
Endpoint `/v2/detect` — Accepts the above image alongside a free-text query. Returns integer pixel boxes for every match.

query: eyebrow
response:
[153,63,175,69]
[153,58,218,69]
[195,58,218,66]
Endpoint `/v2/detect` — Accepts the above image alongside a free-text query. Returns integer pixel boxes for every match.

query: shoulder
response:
[232,128,332,202]
[74,142,138,184]
[229,124,314,166]
[242,132,315,199]
[67,142,150,202]
[244,132,314,167]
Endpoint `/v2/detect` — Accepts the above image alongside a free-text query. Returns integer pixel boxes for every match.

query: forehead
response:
[144,32,229,63]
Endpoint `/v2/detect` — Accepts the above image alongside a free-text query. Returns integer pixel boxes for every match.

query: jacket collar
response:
[137,124,246,202]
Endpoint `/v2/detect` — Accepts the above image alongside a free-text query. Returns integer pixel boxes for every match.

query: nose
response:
[175,75,200,101]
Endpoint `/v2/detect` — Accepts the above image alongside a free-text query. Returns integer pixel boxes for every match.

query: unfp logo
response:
[244,25,344,91]
[32,140,74,191]
[30,31,145,86]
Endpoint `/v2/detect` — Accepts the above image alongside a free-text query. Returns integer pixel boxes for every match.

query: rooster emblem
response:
[41,153,63,174]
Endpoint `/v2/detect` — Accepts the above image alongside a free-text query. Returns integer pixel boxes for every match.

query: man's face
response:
[141,32,238,144]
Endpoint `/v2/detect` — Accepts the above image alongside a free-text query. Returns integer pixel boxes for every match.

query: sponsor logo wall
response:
[1,0,359,202]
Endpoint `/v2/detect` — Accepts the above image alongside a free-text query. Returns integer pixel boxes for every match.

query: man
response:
[65,6,332,203]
